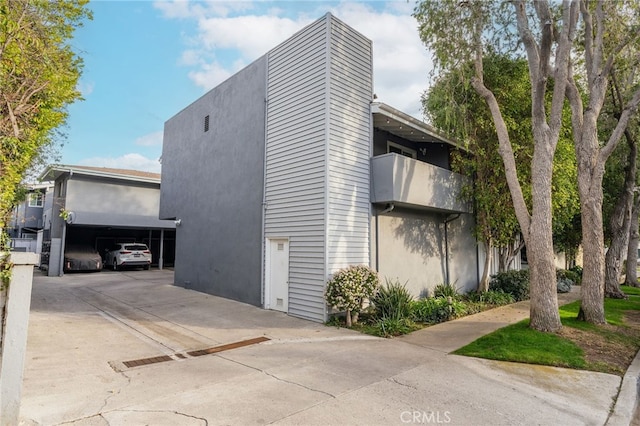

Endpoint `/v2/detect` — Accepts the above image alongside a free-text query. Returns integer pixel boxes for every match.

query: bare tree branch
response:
[548,0,579,138]
[471,76,532,239]
[3,96,21,138]
[600,87,640,161]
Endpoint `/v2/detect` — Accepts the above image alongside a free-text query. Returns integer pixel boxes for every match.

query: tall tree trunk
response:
[576,111,608,322]
[604,136,636,298]
[479,240,492,292]
[579,190,607,323]
[626,194,640,286]
[527,153,561,332]
[576,119,609,322]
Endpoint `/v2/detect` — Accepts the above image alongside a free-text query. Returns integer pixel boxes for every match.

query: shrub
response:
[489,270,530,301]
[569,265,583,284]
[325,265,379,327]
[557,277,572,293]
[373,317,420,337]
[463,301,486,315]
[557,268,581,285]
[471,290,514,306]
[433,282,460,299]
[411,297,466,324]
[371,278,413,321]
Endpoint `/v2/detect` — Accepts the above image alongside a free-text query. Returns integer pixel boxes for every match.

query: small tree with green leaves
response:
[1,0,91,263]
[325,265,379,327]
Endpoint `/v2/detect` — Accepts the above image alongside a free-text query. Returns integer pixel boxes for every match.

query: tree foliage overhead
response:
[415,0,580,332]
[0,0,91,240]
[415,0,640,330]
[424,54,579,276]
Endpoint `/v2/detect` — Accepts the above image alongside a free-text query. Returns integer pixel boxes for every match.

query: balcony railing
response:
[371,154,472,213]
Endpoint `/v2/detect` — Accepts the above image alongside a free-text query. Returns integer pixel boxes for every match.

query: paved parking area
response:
[19,269,622,425]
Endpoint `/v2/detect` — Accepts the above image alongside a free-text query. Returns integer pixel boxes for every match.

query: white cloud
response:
[154,1,253,20]
[187,62,234,91]
[157,1,433,119]
[135,131,164,147]
[328,3,433,119]
[79,153,162,173]
[196,15,312,58]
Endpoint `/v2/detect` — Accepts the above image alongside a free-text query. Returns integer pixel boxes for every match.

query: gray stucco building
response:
[160,13,478,322]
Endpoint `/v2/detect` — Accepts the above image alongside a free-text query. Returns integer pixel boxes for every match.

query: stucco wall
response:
[160,56,267,306]
[372,207,478,298]
[66,178,160,216]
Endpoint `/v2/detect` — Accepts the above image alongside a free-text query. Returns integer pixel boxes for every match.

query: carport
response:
[38,165,176,276]
[65,224,175,269]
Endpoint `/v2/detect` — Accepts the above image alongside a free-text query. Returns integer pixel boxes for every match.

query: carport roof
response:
[39,165,161,184]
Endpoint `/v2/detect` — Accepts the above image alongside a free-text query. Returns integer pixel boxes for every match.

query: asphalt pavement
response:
[17,269,638,425]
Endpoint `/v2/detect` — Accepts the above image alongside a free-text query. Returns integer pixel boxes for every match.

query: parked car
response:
[105,243,152,270]
[64,246,103,272]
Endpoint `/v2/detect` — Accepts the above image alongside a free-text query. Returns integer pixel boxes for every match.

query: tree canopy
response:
[0,0,91,255]
[415,0,640,330]
[424,54,579,285]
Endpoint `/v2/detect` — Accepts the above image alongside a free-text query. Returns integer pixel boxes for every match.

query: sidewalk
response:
[399,285,582,352]
[18,273,633,425]
[399,285,639,426]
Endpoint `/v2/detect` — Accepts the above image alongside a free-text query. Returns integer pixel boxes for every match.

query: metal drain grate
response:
[123,355,173,368]
[187,336,270,357]
[120,336,270,369]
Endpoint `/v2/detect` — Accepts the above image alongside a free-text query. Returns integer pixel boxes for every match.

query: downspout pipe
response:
[443,213,461,285]
[380,203,395,215]
[375,203,394,271]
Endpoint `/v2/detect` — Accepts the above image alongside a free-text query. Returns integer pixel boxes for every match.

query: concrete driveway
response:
[20,269,622,425]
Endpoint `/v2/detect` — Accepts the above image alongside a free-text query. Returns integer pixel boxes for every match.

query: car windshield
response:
[124,245,148,251]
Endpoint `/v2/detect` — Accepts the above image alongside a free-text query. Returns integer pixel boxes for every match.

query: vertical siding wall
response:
[327,19,372,271]
[265,17,329,321]
[265,14,373,322]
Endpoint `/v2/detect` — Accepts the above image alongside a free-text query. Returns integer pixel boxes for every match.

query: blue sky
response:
[61,1,433,173]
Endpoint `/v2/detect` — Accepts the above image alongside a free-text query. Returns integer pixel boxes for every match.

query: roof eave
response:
[371,102,464,149]
[38,165,161,184]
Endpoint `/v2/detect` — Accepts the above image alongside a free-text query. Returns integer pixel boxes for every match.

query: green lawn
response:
[453,286,640,374]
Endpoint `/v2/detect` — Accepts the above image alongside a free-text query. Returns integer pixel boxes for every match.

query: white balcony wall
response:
[371,154,472,213]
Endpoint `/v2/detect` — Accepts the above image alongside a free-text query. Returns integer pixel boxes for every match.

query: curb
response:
[606,349,640,425]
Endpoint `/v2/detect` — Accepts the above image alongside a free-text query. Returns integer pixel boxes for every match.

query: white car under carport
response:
[105,243,152,270]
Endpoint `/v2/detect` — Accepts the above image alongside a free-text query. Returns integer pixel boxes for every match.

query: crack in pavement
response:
[217,353,337,399]
[55,413,107,425]
[105,409,209,425]
[388,376,418,390]
[55,409,208,426]
[98,369,132,414]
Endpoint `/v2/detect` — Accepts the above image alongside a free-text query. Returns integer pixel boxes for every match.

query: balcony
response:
[371,154,472,213]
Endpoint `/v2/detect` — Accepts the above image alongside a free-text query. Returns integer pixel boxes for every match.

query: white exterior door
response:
[267,239,289,312]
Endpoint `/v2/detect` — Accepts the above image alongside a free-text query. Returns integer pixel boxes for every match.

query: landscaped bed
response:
[326,266,640,375]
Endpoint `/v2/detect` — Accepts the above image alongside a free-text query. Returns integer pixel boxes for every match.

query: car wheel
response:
[144,265,150,270]
[113,259,118,271]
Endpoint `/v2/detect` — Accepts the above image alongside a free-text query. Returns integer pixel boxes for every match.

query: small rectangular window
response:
[204,115,210,132]
[28,193,44,207]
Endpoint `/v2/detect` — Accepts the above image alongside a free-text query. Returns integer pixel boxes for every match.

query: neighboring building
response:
[160,13,479,322]
[7,183,53,255]
[38,165,176,276]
